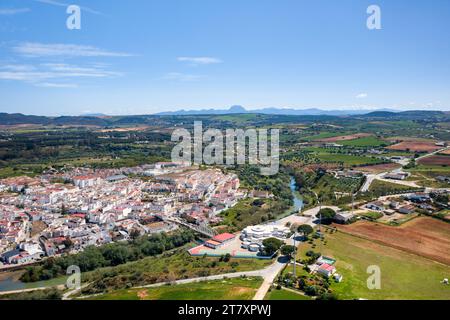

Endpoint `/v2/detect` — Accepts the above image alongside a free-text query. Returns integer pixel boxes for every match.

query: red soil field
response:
[358,163,401,173]
[418,155,450,166]
[335,217,450,265]
[387,141,441,153]
[438,149,450,155]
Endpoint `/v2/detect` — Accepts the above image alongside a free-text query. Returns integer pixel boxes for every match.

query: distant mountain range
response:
[155,105,397,116]
[0,108,447,126]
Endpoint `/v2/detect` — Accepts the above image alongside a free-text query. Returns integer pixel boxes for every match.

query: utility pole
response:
[351,188,355,216]
[293,233,296,278]
[318,194,323,255]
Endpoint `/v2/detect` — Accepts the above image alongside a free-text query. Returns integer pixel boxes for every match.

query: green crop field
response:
[83,277,263,300]
[296,230,450,300]
[341,136,388,147]
[316,153,382,166]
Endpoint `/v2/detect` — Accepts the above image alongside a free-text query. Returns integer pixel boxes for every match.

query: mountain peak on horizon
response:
[155,106,398,116]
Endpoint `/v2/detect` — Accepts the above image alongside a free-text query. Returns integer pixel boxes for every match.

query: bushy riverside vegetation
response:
[20,230,195,283]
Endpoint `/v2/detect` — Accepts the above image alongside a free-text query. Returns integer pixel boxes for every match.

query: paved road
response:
[252,258,287,300]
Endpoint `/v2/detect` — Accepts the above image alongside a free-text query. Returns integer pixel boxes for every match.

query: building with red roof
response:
[204,233,236,249]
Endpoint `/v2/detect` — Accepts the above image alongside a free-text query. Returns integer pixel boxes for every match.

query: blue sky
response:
[0,0,449,115]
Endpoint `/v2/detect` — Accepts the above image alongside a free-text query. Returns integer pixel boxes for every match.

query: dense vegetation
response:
[20,230,195,282]
[0,288,63,300]
[80,250,271,295]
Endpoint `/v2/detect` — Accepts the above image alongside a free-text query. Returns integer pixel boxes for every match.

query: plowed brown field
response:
[335,217,450,265]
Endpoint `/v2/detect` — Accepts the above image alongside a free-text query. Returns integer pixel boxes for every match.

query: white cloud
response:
[0,63,122,87]
[177,57,222,66]
[36,82,78,88]
[356,93,368,99]
[33,0,102,15]
[13,42,134,58]
[0,8,31,15]
[163,72,203,82]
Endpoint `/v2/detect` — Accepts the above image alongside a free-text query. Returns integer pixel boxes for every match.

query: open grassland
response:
[296,229,450,300]
[83,277,263,300]
[335,217,450,265]
[265,288,312,300]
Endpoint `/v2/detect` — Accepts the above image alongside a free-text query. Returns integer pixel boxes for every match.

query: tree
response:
[297,224,314,237]
[280,245,296,257]
[316,208,336,224]
[262,237,284,256]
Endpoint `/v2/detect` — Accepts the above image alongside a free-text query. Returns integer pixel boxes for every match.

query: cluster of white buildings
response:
[0,163,245,266]
[240,224,291,252]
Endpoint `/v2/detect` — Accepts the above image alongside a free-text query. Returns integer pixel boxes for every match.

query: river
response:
[290,176,304,212]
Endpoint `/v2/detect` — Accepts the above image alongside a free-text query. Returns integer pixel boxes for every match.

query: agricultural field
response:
[82,277,263,300]
[315,153,384,167]
[335,217,450,265]
[296,228,450,300]
[340,136,388,147]
[368,179,422,194]
[301,132,349,142]
[387,141,441,153]
[418,155,450,166]
[359,163,401,173]
[317,133,371,142]
[438,149,450,155]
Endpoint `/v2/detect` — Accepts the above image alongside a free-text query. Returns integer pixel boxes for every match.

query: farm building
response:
[366,201,385,211]
[204,233,236,249]
[398,205,415,214]
[334,212,355,224]
[317,263,337,278]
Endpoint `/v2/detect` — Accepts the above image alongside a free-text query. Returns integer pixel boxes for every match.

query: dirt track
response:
[335,217,450,266]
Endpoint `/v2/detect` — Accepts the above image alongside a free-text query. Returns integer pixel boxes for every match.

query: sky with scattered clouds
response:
[0,0,450,115]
